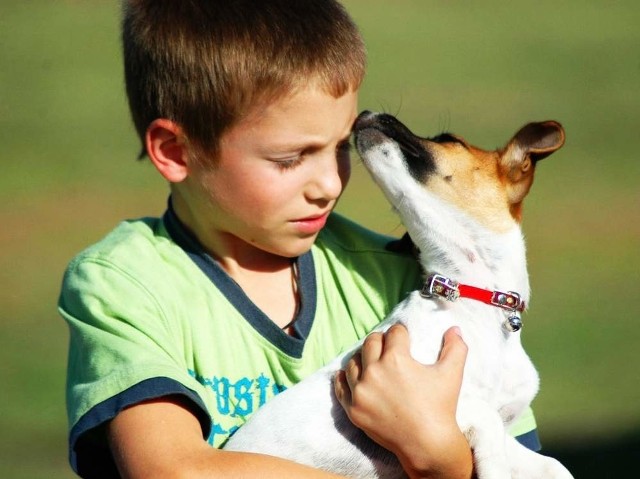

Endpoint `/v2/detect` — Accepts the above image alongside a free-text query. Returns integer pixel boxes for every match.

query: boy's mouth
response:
[291,212,330,235]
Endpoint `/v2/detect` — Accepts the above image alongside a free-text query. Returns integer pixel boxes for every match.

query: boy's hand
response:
[334,325,473,479]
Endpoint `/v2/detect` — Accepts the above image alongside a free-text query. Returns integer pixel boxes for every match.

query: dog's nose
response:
[354,110,378,131]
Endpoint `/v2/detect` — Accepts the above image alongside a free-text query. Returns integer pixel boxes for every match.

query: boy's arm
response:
[108,326,472,479]
[108,396,346,479]
[335,326,474,479]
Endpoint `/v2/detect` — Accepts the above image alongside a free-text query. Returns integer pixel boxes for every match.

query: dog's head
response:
[353,112,565,233]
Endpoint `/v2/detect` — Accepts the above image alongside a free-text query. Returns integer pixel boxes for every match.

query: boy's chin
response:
[270,234,319,258]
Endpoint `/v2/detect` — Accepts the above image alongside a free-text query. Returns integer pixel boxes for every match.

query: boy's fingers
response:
[437,326,468,375]
[380,323,410,354]
[343,352,363,388]
[333,370,352,408]
[360,331,384,369]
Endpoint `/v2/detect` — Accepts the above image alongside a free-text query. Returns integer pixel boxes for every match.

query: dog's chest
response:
[396,292,538,410]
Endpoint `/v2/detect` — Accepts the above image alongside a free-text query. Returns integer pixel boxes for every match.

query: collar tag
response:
[490,291,524,312]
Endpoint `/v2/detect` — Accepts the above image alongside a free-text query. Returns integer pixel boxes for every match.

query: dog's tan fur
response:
[423,123,565,232]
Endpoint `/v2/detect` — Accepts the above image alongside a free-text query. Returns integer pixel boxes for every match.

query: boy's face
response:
[178,86,358,261]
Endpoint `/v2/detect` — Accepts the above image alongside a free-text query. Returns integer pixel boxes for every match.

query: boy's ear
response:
[146,119,190,183]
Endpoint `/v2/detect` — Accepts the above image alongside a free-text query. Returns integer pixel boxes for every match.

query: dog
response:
[225,111,573,479]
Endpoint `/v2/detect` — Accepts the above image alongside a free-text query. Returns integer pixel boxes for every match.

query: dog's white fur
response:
[225,112,573,479]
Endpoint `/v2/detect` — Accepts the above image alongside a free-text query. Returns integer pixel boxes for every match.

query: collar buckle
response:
[420,274,460,301]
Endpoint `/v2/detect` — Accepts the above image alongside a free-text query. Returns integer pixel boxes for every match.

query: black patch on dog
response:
[354,112,436,182]
[430,132,467,148]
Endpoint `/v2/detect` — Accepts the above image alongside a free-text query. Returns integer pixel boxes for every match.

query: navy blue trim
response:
[163,198,317,359]
[69,377,210,477]
[515,428,542,452]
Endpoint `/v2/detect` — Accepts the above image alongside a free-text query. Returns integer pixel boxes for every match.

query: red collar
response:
[420,273,526,331]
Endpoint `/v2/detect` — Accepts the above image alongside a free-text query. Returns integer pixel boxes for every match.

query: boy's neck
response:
[170,193,301,330]
[226,260,302,331]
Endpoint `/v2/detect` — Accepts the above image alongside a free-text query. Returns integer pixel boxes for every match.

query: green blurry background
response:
[1,1,638,477]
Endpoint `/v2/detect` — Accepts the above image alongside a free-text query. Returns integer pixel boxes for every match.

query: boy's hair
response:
[122,0,366,162]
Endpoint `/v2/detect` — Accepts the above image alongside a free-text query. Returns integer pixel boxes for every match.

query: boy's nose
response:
[307,156,350,202]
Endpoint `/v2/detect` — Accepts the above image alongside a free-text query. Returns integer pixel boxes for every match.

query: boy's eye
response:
[273,156,304,170]
[271,141,352,170]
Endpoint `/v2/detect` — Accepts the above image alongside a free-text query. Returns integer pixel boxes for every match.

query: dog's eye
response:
[430,133,466,147]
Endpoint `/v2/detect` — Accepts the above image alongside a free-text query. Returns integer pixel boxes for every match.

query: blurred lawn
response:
[1,1,638,478]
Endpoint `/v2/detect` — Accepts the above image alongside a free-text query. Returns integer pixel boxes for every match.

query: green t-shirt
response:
[59,206,538,477]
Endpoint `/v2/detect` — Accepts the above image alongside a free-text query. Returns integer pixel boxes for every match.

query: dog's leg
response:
[503,435,574,479]
[457,399,511,479]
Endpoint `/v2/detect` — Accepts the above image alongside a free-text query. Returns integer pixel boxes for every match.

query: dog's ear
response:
[500,121,565,204]
[510,121,565,162]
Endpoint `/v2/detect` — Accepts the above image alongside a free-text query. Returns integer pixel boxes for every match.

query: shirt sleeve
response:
[510,406,542,451]
[59,256,211,476]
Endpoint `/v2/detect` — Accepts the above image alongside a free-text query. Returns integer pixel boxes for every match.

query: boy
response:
[59,1,537,477]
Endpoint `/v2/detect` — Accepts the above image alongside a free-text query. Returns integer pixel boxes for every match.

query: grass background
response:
[1,1,638,477]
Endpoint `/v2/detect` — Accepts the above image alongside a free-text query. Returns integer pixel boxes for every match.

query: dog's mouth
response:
[353,111,436,182]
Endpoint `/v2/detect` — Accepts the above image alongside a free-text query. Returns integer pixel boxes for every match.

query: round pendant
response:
[503,315,522,333]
